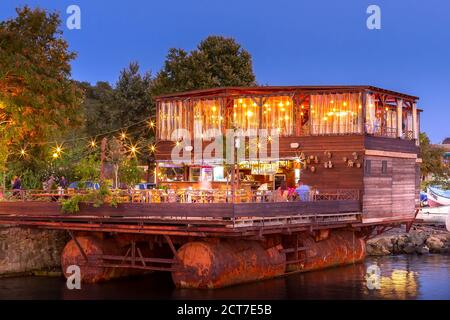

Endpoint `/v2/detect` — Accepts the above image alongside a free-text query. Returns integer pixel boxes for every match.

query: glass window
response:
[158,165,185,182]
[310,93,363,135]
[381,160,388,174]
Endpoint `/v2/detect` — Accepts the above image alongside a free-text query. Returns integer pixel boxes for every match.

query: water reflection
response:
[0,255,448,300]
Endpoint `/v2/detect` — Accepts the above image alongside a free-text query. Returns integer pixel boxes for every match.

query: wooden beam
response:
[365,149,417,159]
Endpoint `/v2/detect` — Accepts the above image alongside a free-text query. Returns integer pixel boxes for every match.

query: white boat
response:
[418,205,450,228]
[426,186,450,207]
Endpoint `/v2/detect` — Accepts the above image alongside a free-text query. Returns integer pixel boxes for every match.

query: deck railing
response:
[0,188,360,204]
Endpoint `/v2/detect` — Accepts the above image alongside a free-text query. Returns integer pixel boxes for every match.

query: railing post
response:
[396,99,403,138]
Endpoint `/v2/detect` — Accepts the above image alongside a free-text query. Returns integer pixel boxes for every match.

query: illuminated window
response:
[193,99,223,139]
[230,97,259,132]
[158,100,189,140]
[310,93,363,135]
[261,96,293,136]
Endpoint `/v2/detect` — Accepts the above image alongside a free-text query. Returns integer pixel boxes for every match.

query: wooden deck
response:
[0,198,415,238]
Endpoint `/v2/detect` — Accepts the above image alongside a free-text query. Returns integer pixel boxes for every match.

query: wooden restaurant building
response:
[155,85,421,223]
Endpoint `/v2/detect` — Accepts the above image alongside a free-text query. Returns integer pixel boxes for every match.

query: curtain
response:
[310,93,363,135]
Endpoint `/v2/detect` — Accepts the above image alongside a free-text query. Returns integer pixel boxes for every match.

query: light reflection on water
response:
[0,254,448,300]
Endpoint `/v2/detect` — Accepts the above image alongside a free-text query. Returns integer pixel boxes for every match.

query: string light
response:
[120,131,127,140]
[148,120,155,128]
[19,148,27,158]
[128,143,140,156]
[89,139,97,148]
[52,144,63,156]
[149,145,156,153]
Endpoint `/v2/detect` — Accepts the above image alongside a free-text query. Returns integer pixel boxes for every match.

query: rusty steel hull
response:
[172,240,286,289]
[60,230,366,288]
[286,230,366,273]
[61,236,139,283]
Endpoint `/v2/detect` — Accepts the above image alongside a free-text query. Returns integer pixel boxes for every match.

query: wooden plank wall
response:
[391,157,416,216]
[365,136,419,154]
[156,135,366,190]
[363,156,417,219]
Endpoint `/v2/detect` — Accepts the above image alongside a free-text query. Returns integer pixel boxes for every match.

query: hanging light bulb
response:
[128,143,140,156]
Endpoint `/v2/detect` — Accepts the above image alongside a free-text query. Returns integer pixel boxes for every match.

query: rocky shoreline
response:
[366,224,450,256]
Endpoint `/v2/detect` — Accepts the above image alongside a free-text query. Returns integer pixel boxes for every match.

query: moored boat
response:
[426,186,450,207]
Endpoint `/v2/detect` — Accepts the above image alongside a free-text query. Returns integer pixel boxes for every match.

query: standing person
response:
[274,181,289,202]
[58,176,68,195]
[12,176,22,198]
[47,175,55,191]
[59,176,68,189]
[295,180,311,201]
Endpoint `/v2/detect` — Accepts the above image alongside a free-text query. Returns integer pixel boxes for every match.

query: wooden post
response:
[100,137,107,181]
[361,91,367,134]
[412,102,418,144]
[396,99,403,138]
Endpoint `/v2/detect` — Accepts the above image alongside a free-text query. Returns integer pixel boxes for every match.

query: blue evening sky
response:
[1,0,449,143]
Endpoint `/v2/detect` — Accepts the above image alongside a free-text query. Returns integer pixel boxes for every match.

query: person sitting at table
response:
[295,180,311,201]
[274,181,289,202]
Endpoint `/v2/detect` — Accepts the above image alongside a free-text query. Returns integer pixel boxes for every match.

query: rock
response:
[366,237,393,256]
[426,236,444,253]
[416,245,430,255]
[409,231,429,247]
[403,244,416,254]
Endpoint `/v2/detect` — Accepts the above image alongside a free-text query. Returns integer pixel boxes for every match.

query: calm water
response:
[0,255,449,300]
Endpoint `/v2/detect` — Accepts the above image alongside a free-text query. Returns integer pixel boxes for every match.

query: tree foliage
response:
[419,132,450,189]
[80,62,153,141]
[152,35,256,95]
[0,6,82,184]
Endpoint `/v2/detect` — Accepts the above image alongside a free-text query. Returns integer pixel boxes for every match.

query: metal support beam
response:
[67,230,88,262]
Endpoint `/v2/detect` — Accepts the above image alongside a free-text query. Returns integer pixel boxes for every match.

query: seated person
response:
[295,180,311,201]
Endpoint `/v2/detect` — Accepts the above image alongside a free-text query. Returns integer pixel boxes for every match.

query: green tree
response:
[152,35,256,95]
[420,133,444,179]
[79,81,116,137]
[80,62,153,144]
[0,6,83,187]
[419,132,450,189]
[119,157,143,187]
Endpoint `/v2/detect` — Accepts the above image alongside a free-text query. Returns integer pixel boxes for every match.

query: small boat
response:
[426,186,450,207]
